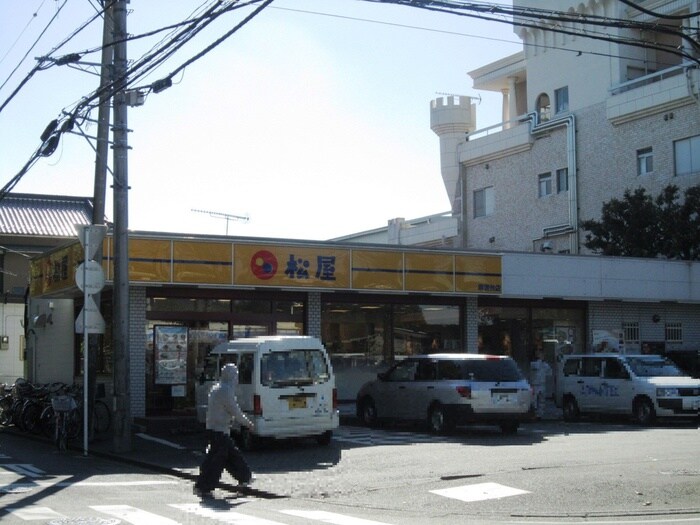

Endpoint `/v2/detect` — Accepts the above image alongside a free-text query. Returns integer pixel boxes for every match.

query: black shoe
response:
[193,486,213,498]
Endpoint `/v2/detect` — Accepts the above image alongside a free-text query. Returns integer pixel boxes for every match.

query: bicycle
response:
[51,394,78,452]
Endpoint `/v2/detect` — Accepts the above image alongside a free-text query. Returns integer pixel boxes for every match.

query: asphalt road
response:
[1,419,699,524]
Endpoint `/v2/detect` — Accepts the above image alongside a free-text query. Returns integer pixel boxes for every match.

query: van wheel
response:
[633,397,656,425]
[238,428,259,451]
[359,397,378,427]
[500,421,519,434]
[428,403,453,434]
[563,396,580,422]
[316,430,332,446]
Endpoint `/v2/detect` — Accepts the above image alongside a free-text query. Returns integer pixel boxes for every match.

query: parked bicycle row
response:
[0,378,111,445]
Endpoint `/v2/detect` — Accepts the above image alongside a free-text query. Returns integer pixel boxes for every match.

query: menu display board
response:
[154,325,188,385]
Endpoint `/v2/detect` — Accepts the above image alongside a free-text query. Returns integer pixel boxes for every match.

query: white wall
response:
[0,303,27,385]
[503,253,700,303]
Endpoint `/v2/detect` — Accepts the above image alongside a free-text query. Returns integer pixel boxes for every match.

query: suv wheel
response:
[500,421,519,434]
[428,403,453,434]
[633,397,656,425]
[562,396,580,422]
[359,397,378,427]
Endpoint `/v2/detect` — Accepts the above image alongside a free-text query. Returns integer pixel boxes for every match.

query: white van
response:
[556,353,700,424]
[196,336,339,449]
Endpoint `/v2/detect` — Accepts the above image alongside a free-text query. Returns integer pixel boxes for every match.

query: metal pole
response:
[88,0,114,451]
[112,0,131,453]
[83,229,89,456]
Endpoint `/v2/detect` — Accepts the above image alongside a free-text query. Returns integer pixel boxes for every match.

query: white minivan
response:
[556,353,700,424]
[196,336,339,449]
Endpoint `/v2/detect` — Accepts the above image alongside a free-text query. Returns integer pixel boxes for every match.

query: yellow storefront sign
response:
[234,244,351,288]
[351,250,403,290]
[29,236,502,296]
[173,241,232,284]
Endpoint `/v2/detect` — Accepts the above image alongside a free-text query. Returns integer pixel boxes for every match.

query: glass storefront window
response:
[394,304,460,356]
[321,300,461,402]
[147,297,231,312]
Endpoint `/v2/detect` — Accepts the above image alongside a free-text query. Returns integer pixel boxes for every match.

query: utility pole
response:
[87,0,114,445]
[111,0,131,453]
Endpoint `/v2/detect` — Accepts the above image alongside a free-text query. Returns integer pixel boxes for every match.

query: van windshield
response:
[261,349,331,387]
[626,357,685,377]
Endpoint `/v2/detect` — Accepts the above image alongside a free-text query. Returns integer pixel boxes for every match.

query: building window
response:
[622,321,639,344]
[556,168,568,193]
[665,322,682,343]
[474,186,494,218]
[637,147,653,175]
[538,172,552,197]
[555,86,569,113]
[536,93,551,122]
[674,135,700,176]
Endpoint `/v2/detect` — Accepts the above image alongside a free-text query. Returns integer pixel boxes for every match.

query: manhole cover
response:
[48,519,120,525]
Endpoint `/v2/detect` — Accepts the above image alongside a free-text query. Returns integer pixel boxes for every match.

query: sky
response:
[0,0,520,241]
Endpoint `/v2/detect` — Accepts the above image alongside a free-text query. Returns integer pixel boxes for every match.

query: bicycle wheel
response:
[93,400,111,434]
[66,409,82,440]
[39,405,56,438]
[21,401,43,434]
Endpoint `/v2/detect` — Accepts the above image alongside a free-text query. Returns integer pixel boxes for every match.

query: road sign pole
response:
[83,228,89,457]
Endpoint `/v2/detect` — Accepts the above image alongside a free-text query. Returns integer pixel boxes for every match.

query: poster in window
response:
[154,325,188,385]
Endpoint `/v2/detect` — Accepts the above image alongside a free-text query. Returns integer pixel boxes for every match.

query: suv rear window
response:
[438,358,524,382]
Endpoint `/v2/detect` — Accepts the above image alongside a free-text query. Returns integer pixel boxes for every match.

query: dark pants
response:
[195,430,252,491]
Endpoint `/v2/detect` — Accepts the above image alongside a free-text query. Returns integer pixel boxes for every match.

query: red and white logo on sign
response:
[250,250,278,280]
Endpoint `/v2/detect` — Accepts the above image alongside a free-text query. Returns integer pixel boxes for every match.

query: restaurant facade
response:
[27,231,700,419]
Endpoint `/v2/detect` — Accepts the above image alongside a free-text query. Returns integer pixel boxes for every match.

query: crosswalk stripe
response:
[170,503,288,524]
[281,510,395,524]
[92,504,180,525]
[1,464,45,478]
[6,506,66,520]
[430,482,530,502]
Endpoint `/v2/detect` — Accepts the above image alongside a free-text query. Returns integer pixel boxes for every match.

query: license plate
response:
[492,393,514,405]
[288,396,307,409]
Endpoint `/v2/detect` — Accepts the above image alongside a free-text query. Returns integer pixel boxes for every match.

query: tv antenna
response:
[191,208,249,235]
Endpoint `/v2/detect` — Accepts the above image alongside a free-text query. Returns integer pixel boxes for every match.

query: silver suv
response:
[356,353,533,434]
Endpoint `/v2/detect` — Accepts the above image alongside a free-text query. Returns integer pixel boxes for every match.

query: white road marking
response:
[93,504,180,525]
[135,433,187,450]
[5,505,66,520]
[431,482,530,502]
[1,464,45,478]
[171,503,288,524]
[281,510,395,524]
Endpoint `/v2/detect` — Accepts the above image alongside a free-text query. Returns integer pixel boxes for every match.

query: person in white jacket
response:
[194,363,255,498]
[530,348,552,419]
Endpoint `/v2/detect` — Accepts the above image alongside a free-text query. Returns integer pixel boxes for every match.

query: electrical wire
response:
[3,0,700,198]
[618,0,700,21]
[0,0,68,95]
[0,0,48,67]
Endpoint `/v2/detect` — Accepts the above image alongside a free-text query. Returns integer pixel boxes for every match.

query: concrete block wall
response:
[307,291,321,338]
[588,301,700,352]
[465,296,479,353]
[129,287,147,418]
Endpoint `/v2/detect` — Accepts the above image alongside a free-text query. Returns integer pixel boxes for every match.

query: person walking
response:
[529,348,552,419]
[194,363,255,498]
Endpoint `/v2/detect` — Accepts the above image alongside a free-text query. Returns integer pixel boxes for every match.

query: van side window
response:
[438,360,463,380]
[603,358,628,379]
[563,358,580,376]
[581,357,602,377]
[238,353,254,385]
[415,360,437,381]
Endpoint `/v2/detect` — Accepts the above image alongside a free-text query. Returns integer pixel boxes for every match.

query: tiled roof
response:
[0,193,95,237]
